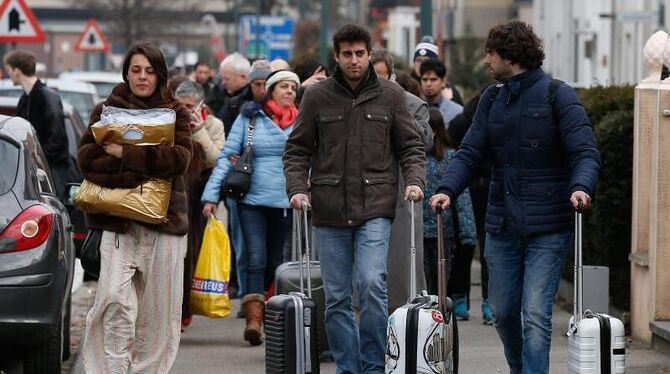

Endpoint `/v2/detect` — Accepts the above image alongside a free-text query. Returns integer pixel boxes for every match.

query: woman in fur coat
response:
[77,42,192,373]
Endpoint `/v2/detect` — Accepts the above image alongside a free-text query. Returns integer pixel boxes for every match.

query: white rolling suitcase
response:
[567,203,626,373]
[385,202,458,374]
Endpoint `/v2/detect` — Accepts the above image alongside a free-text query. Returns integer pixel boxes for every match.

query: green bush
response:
[578,85,635,126]
[562,85,635,311]
[587,109,634,310]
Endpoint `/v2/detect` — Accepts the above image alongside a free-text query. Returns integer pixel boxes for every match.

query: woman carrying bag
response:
[77,42,192,373]
[201,70,300,346]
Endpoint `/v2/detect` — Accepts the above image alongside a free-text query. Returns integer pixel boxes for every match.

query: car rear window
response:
[0,139,19,195]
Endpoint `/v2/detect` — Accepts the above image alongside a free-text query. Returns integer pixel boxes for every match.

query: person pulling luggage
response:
[430,21,601,374]
[284,24,426,374]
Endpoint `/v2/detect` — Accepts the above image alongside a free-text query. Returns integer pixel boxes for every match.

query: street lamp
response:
[320,0,328,64]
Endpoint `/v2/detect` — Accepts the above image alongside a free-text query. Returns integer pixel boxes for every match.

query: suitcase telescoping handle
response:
[573,200,584,325]
[295,201,313,298]
[435,205,448,317]
[410,195,417,298]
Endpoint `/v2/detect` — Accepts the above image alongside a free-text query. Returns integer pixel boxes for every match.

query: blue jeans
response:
[237,204,291,295]
[226,198,247,297]
[484,230,572,374]
[315,218,392,374]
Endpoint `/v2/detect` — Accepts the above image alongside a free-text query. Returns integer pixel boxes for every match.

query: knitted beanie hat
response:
[414,35,439,61]
[249,59,272,82]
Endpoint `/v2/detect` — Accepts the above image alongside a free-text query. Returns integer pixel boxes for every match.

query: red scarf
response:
[264,99,297,129]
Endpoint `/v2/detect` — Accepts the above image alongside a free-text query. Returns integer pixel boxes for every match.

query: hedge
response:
[561,86,635,310]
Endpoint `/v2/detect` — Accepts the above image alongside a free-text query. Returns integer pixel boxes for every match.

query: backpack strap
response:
[489,83,504,103]
[548,78,563,123]
[483,83,504,118]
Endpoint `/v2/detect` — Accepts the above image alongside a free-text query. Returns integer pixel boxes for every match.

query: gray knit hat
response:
[249,59,272,82]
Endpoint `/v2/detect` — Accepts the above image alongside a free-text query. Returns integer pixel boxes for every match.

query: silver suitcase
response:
[385,202,458,373]
[567,204,626,373]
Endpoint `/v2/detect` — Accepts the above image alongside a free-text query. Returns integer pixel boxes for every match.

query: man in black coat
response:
[5,50,70,199]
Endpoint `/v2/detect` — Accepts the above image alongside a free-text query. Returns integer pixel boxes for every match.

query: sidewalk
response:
[69,261,670,373]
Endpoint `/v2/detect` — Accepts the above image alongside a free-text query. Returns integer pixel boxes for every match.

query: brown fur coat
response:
[77,83,193,235]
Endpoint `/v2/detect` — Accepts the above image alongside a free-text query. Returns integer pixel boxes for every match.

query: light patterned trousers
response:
[82,223,187,374]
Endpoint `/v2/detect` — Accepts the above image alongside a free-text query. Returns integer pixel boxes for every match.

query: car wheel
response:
[23,311,63,374]
[62,295,72,360]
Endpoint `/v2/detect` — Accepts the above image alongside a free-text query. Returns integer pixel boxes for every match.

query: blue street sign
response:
[239,15,295,60]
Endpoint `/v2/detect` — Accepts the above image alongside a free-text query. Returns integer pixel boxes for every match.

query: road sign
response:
[239,16,295,60]
[75,19,110,52]
[0,0,45,43]
[617,11,658,23]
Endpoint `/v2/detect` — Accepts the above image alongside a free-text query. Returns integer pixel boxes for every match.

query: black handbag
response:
[221,117,255,199]
[80,229,102,278]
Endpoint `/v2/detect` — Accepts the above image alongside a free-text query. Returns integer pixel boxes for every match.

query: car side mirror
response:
[65,183,81,206]
[36,168,54,195]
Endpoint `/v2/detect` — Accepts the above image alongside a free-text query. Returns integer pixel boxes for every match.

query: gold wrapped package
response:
[91,106,176,146]
[91,122,175,146]
[74,179,172,224]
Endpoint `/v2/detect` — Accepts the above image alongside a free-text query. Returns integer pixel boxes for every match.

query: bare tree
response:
[74,0,204,47]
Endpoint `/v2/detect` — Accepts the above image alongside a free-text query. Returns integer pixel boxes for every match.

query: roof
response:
[0,79,98,96]
[59,71,123,84]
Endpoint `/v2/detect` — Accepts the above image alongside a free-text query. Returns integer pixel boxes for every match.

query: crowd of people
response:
[5,19,601,374]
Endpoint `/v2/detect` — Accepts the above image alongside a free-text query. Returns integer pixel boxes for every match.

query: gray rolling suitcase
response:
[567,203,626,373]
[265,204,320,373]
[386,201,458,373]
[273,209,331,361]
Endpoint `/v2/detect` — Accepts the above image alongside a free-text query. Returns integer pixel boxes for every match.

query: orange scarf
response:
[264,99,297,129]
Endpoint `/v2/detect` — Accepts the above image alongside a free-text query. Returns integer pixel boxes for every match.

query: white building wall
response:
[387,6,420,66]
[534,0,660,86]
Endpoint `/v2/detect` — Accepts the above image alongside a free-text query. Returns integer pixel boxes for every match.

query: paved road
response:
[65,261,670,373]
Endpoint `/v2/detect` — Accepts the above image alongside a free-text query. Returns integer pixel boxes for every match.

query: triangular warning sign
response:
[0,0,45,43]
[75,19,110,52]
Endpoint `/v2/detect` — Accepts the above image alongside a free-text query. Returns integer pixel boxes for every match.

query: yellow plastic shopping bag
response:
[190,216,231,318]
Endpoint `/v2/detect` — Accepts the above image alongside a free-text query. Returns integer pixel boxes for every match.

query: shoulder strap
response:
[548,78,563,123]
[246,116,256,147]
[483,83,504,119]
[489,83,503,103]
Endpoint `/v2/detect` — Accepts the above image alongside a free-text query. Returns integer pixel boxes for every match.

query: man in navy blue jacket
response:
[430,21,601,374]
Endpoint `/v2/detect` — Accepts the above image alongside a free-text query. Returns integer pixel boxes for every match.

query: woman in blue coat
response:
[201,70,300,345]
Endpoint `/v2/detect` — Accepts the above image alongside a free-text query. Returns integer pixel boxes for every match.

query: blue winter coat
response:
[437,68,601,236]
[201,102,292,208]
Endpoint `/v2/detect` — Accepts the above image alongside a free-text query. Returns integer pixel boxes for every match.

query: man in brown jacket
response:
[284,24,426,373]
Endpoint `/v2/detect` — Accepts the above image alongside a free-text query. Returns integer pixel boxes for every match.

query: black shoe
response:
[229,285,239,299]
[237,309,245,319]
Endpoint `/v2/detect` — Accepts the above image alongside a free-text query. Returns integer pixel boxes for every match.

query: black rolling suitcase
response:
[265,204,320,374]
[274,209,331,361]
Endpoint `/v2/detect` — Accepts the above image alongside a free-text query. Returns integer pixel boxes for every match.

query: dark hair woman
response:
[421,108,477,314]
[77,41,192,373]
[201,69,300,345]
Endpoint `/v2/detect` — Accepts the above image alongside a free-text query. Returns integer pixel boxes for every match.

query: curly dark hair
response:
[485,21,545,70]
[332,24,372,54]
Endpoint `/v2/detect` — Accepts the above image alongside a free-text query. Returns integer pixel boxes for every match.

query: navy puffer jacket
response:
[437,68,601,236]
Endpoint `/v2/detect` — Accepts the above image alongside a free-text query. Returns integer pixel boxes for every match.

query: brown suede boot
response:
[242,293,265,346]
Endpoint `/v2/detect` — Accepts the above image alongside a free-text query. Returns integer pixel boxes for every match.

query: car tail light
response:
[72,232,87,241]
[0,205,54,253]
